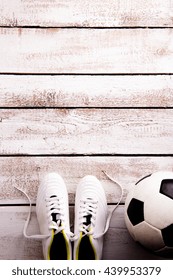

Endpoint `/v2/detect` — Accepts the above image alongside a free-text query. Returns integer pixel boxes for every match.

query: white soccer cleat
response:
[36,173,72,260]
[73,175,108,260]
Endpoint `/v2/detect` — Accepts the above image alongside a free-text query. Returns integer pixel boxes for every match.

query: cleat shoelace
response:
[79,198,98,236]
[46,195,65,234]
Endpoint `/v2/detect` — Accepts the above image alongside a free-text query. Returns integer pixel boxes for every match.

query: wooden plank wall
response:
[0,0,173,260]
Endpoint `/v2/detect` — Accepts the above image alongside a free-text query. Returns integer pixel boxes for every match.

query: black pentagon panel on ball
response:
[161,224,173,247]
[127,198,144,226]
[160,179,173,200]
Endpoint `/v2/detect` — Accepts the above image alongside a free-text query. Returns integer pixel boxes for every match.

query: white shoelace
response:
[15,172,123,242]
[101,170,124,237]
[72,171,124,241]
[46,196,66,234]
[79,198,97,235]
[15,186,74,240]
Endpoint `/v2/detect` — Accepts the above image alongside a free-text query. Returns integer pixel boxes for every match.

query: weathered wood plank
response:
[1,156,173,204]
[0,109,173,155]
[0,206,164,259]
[0,0,173,27]
[0,28,173,74]
[1,75,173,107]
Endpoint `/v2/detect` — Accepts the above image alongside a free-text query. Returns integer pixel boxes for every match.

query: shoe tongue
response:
[50,195,61,224]
[51,213,60,223]
[83,214,92,226]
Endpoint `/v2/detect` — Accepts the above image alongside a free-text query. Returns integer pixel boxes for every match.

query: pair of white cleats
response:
[18,172,123,260]
[23,173,109,260]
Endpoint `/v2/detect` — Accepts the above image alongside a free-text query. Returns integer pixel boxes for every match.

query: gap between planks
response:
[1,26,173,29]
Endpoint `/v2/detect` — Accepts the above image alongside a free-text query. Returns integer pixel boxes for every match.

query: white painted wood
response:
[104,206,165,260]
[0,0,173,27]
[0,75,173,107]
[0,28,173,74]
[1,156,173,204]
[0,109,173,155]
[0,206,43,260]
[0,206,164,260]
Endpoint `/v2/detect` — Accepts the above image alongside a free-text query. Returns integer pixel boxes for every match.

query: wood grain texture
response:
[0,28,173,74]
[0,206,165,260]
[0,0,173,27]
[0,109,173,155]
[1,156,173,204]
[1,75,173,107]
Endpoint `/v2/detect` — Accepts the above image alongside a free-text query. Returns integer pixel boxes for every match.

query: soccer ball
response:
[125,171,173,257]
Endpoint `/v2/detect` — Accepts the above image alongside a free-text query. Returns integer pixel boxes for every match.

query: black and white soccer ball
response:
[125,171,173,257]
